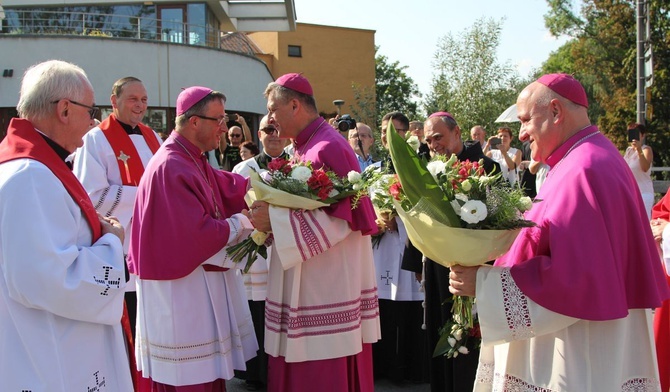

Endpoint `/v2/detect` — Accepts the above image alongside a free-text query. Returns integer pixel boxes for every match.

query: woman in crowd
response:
[239,140,260,161]
[624,123,654,219]
[486,126,522,185]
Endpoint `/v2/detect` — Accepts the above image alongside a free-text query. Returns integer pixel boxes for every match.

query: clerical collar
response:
[36,131,72,169]
[117,118,143,135]
[264,150,287,159]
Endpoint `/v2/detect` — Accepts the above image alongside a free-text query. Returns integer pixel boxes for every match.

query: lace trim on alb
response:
[489,374,659,392]
[501,268,533,340]
[476,361,494,385]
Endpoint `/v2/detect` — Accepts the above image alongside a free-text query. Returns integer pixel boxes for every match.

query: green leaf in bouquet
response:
[386,121,460,227]
[433,328,454,358]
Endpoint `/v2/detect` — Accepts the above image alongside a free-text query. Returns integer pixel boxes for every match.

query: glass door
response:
[158,5,186,44]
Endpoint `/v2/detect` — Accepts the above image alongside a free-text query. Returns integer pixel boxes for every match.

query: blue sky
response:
[292,0,571,98]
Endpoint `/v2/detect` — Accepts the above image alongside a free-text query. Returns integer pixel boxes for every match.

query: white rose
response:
[250,230,269,246]
[478,175,493,186]
[455,193,469,202]
[461,179,472,192]
[426,160,447,181]
[457,346,469,355]
[406,135,420,150]
[518,196,533,212]
[290,166,312,182]
[447,337,456,347]
[347,170,362,183]
[460,200,488,224]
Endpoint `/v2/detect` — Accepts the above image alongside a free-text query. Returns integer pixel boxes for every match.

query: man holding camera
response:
[218,114,252,171]
[347,122,376,170]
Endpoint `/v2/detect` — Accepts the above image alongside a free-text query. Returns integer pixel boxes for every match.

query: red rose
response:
[307,170,334,200]
[268,157,291,174]
[470,324,481,338]
[389,182,403,200]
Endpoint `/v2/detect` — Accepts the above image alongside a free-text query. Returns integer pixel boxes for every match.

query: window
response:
[288,45,302,57]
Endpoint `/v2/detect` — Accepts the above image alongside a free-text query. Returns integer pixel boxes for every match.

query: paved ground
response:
[225,377,430,391]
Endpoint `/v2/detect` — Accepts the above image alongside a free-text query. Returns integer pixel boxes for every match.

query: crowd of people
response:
[1,59,669,392]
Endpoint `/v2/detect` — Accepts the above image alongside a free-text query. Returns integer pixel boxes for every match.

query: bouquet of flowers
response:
[364,169,398,248]
[385,122,535,359]
[226,158,369,272]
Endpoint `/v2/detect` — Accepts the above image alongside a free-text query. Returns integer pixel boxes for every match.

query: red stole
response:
[0,118,101,241]
[100,114,160,186]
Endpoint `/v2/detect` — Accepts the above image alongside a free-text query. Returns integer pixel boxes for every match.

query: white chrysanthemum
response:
[450,200,462,216]
[290,166,312,181]
[455,193,469,202]
[406,135,420,150]
[457,346,469,355]
[427,160,447,181]
[347,170,362,183]
[518,196,533,212]
[328,189,340,198]
[460,200,488,224]
[461,179,472,192]
[447,337,456,347]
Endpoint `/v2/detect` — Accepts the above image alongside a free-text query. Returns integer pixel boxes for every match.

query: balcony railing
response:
[1,9,222,48]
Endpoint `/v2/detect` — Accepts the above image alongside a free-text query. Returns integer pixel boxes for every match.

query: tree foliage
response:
[352,48,421,129]
[541,0,670,173]
[424,17,525,138]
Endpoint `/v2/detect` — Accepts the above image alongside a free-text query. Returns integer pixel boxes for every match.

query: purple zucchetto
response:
[176,86,213,116]
[275,73,314,96]
[536,73,589,108]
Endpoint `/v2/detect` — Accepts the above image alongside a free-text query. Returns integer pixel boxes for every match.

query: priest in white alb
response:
[0,60,132,391]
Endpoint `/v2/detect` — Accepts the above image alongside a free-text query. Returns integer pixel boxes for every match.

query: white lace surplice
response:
[474,266,661,392]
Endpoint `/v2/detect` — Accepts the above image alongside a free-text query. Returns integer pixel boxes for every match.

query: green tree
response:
[373,49,421,125]
[424,17,523,137]
[542,0,670,173]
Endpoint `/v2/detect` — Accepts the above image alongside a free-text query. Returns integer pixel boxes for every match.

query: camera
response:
[335,114,356,133]
[489,137,502,150]
[628,127,640,142]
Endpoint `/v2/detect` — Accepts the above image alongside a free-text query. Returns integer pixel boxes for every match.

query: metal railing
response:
[652,167,670,193]
[1,9,222,48]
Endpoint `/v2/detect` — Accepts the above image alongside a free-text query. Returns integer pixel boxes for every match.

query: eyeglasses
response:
[395,128,409,133]
[260,127,278,135]
[190,114,227,126]
[51,99,100,120]
[348,133,372,139]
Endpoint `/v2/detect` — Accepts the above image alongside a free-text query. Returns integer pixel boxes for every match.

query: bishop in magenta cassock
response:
[127,86,258,391]
[449,74,670,391]
[250,73,381,392]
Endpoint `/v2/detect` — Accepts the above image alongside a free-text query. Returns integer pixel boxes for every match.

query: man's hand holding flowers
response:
[248,201,271,233]
[448,265,478,297]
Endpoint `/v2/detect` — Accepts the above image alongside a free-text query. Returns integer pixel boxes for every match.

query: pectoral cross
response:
[117,150,136,185]
[381,270,393,286]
